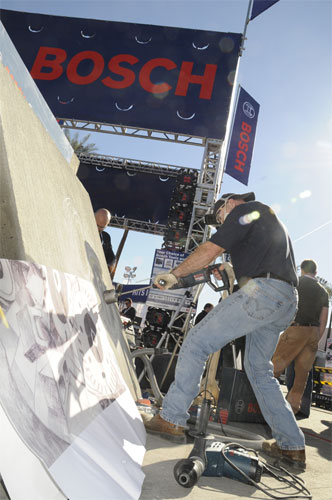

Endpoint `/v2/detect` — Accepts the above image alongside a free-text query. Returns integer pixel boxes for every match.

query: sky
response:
[2,0,332,315]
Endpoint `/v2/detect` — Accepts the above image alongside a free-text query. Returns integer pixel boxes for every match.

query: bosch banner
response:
[114,283,150,303]
[250,0,280,20]
[224,86,259,186]
[0,9,242,140]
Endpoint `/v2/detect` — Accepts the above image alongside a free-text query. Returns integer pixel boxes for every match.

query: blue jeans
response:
[161,278,305,450]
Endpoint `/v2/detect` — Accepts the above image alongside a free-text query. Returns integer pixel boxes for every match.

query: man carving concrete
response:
[272,259,329,415]
[145,192,306,470]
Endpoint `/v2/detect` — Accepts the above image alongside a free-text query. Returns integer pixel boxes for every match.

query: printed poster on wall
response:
[0,258,145,500]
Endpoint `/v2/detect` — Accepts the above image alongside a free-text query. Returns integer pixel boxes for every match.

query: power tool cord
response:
[220,443,312,499]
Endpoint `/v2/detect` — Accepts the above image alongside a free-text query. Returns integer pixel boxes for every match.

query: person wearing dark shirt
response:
[121,298,136,322]
[194,303,214,325]
[145,192,306,470]
[95,208,116,274]
[273,259,329,415]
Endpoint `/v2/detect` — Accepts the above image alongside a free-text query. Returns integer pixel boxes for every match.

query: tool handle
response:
[207,265,230,292]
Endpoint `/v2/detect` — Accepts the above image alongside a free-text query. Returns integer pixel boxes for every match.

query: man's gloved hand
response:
[153,272,178,290]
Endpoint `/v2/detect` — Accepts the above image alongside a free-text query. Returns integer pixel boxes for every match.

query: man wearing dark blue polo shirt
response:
[145,192,306,469]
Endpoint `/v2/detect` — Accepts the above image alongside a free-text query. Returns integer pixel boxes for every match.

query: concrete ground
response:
[140,402,332,500]
[1,400,331,500]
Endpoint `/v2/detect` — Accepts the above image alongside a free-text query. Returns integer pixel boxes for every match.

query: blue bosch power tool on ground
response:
[173,399,263,488]
[203,441,263,483]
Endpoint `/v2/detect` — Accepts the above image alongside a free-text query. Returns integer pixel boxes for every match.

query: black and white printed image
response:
[0,259,126,467]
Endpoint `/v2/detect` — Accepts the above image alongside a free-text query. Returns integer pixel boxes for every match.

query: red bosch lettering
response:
[139,58,176,93]
[242,121,252,133]
[30,46,67,80]
[102,54,138,89]
[236,150,247,162]
[233,121,252,173]
[238,141,249,152]
[30,46,218,99]
[234,159,245,172]
[175,61,217,99]
[67,51,104,85]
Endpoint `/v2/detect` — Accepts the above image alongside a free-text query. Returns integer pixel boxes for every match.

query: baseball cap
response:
[213,192,255,216]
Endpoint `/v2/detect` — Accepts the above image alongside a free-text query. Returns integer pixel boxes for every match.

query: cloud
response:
[298,190,312,199]
[316,140,332,150]
[290,190,312,203]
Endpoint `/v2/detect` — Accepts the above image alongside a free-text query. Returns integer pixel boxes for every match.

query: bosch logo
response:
[234,121,252,173]
[234,399,245,414]
[243,101,255,119]
[30,47,217,100]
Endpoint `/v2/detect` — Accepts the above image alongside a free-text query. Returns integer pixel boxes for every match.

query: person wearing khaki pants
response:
[272,260,329,414]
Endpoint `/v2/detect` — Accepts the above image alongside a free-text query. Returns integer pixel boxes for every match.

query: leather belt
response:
[291,322,319,327]
[253,272,295,287]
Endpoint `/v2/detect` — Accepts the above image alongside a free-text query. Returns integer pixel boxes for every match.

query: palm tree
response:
[64,129,98,155]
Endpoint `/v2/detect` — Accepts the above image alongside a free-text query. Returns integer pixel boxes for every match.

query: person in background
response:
[194,303,214,325]
[121,298,136,322]
[94,208,116,275]
[273,259,329,415]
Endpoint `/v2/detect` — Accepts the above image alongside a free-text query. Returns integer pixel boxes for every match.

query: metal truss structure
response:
[78,152,184,178]
[185,139,223,252]
[59,119,206,147]
[63,121,224,251]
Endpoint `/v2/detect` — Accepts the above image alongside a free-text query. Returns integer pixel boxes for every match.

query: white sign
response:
[147,249,195,312]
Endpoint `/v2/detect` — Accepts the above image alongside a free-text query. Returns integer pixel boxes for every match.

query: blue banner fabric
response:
[114,283,150,303]
[1,9,242,140]
[77,162,176,225]
[250,0,280,21]
[224,87,259,186]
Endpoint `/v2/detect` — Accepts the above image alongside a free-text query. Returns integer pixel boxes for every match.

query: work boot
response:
[144,414,186,444]
[262,439,306,470]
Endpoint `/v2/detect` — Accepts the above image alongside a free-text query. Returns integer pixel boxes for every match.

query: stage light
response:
[146,307,171,328]
[171,188,195,205]
[176,170,198,187]
[167,207,191,227]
